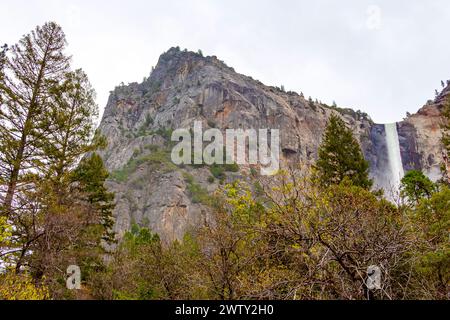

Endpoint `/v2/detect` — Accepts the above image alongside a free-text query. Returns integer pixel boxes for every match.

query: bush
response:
[0,273,49,300]
[155,128,173,141]
[183,173,211,205]
[209,163,239,179]
[224,162,239,172]
[110,148,176,182]
[209,164,225,179]
[400,170,437,204]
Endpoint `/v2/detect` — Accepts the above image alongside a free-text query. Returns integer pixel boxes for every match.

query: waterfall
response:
[384,123,404,191]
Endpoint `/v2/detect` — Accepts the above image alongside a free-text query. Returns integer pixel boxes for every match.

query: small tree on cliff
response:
[400,170,436,204]
[441,97,450,184]
[314,114,372,189]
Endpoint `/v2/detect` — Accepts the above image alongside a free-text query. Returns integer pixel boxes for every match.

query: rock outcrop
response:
[97,47,446,241]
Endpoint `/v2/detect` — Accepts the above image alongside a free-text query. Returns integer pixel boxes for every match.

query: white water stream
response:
[384,123,404,192]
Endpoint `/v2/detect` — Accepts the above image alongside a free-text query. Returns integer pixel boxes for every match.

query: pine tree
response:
[400,170,436,204]
[41,68,105,180]
[0,24,116,294]
[314,114,372,189]
[72,153,116,245]
[0,22,70,217]
[36,66,113,250]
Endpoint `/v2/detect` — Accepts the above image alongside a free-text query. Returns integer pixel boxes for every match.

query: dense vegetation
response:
[0,22,115,299]
[0,23,448,300]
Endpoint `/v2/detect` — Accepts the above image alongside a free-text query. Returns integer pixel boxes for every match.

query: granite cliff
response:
[97,47,447,242]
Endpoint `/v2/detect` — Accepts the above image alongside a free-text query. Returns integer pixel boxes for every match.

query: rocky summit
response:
[97,47,447,242]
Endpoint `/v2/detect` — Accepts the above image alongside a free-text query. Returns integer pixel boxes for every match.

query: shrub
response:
[110,148,176,182]
[183,173,211,205]
[224,162,239,172]
[209,164,225,179]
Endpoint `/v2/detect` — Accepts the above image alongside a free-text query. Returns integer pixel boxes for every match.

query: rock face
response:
[97,47,446,242]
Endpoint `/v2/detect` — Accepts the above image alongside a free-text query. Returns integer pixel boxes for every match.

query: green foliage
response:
[0,216,12,244]
[184,173,211,205]
[209,162,239,179]
[3,22,449,301]
[0,22,119,300]
[188,183,210,204]
[253,181,264,197]
[400,170,437,204]
[124,224,160,247]
[209,164,225,179]
[409,186,450,298]
[155,127,174,141]
[144,144,159,152]
[43,69,100,179]
[314,114,372,189]
[0,22,71,216]
[136,114,154,136]
[0,273,49,300]
[91,224,206,300]
[326,103,371,122]
[224,162,239,172]
[90,169,450,300]
[72,153,116,244]
[110,148,176,182]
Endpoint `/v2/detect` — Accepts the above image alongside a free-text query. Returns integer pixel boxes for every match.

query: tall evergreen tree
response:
[71,153,116,245]
[42,69,105,180]
[314,114,372,189]
[0,24,115,298]
[0,22,70,217]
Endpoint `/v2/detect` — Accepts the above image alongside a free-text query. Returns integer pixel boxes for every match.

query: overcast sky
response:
[2,0,450,123]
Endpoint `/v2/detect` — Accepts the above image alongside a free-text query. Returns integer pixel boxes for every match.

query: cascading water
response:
[384,123,404,192]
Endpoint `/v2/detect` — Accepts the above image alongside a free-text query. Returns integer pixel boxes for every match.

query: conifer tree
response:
[0,24,115,294]
[400,170,436,204]
[41,68,105,180]
[0,22,70,217]
[72,153,116,245]
[314,114,372,189]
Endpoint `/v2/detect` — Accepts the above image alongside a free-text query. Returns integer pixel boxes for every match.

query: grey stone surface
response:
[96,47,446,242]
